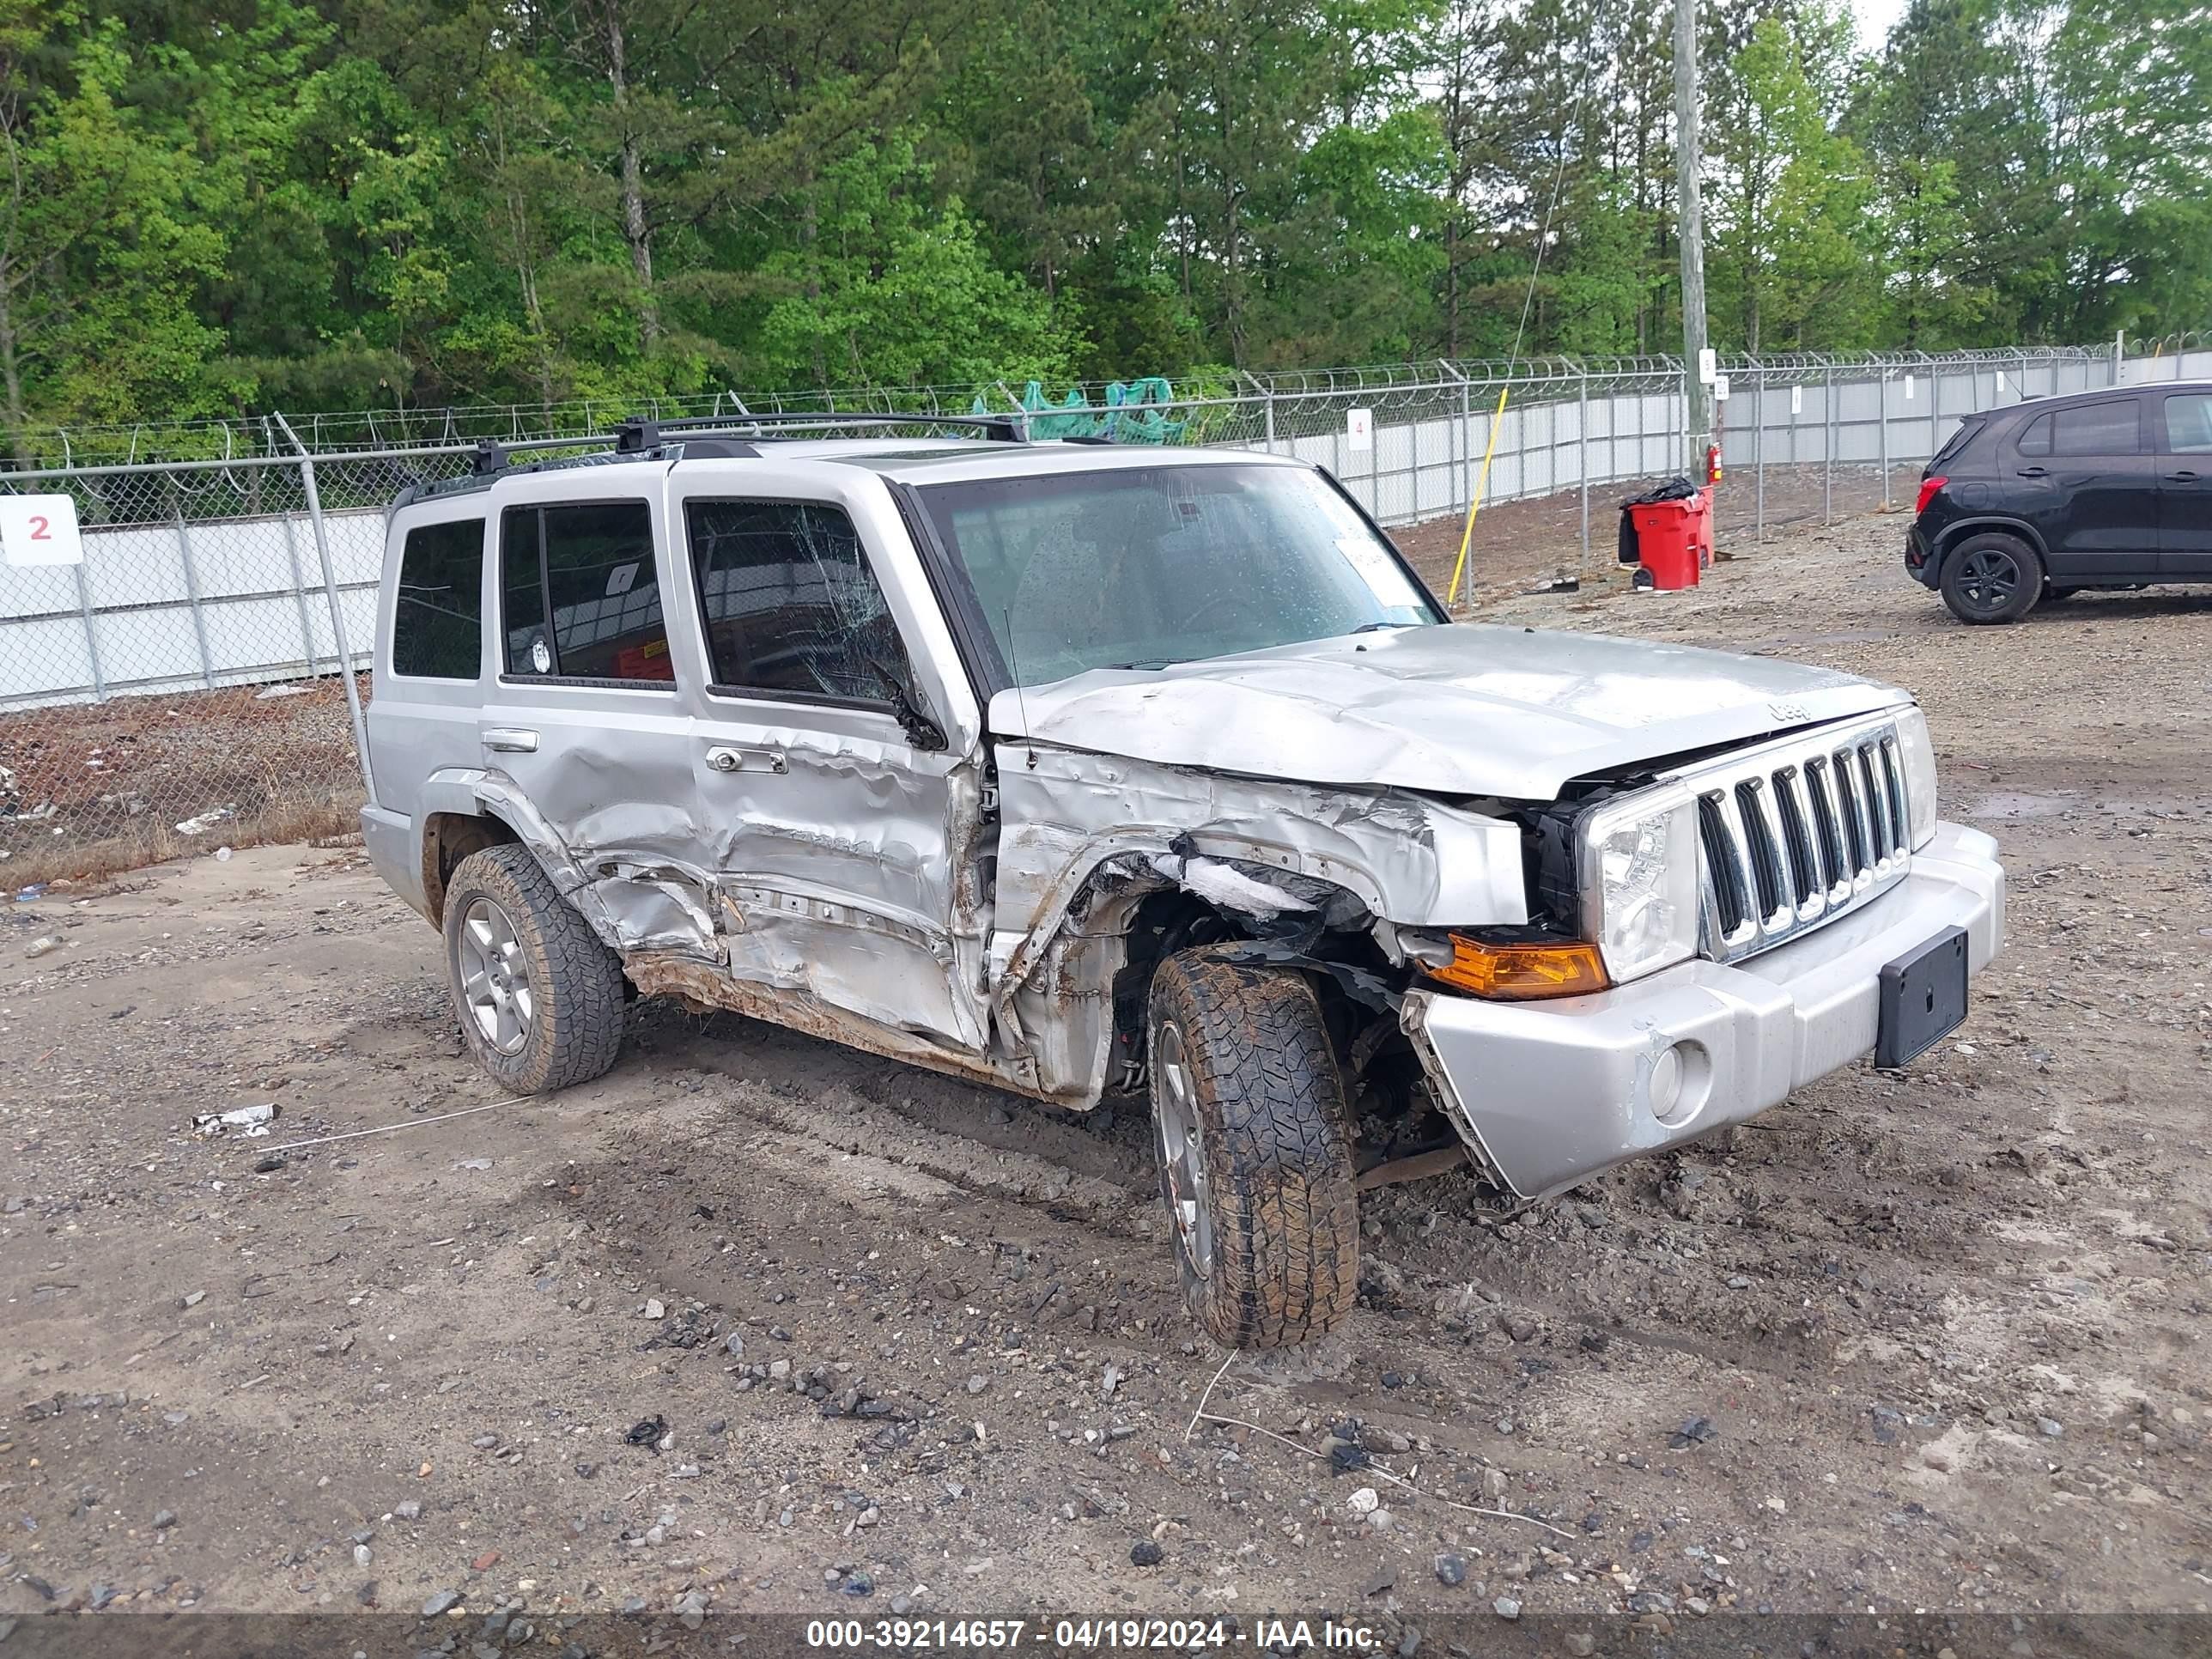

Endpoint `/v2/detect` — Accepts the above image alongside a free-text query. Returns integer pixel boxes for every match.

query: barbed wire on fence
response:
[3,335,2208,886]
[2,340,2153,471]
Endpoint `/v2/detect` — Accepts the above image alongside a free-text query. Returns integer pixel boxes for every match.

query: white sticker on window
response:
[0,494,82,567]
[1338,538,1421,608]
[605,562,640,596]
[532,637,552,674]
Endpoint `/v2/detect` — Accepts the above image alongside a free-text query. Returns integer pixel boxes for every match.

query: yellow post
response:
[1448,386,1510,605]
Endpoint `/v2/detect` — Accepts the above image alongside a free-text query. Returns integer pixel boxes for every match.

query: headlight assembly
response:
[1577,784,1701,984]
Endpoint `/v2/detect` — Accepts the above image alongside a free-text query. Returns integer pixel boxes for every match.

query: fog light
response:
[1648,1041,1711,1126]
[1650,1046,1685,1121]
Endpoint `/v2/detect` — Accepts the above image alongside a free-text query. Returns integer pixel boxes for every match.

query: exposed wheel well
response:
[1935,517,2047,573]
[1103,884,1394,1100]
[1107,892,1239,1090]
[421,810,522,927]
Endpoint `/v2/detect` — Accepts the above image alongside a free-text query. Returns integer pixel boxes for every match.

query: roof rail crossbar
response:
[613,411,1022,449]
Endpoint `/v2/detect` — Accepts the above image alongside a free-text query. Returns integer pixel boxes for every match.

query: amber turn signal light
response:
[1421,935,1610,1000]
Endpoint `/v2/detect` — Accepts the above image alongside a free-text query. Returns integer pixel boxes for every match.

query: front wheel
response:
[1940,532,2044,624]
[1148,950,1359,1349]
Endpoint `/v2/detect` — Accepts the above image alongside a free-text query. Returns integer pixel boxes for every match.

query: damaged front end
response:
[982,743,1544,1197]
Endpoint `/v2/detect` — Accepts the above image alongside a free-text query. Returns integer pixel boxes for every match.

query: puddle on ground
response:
[1962,791,2206,821]
[1740,628,1900,653]
[1965,790,2083,819]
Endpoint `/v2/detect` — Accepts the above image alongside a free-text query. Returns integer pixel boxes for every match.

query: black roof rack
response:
[614,411,1023,451]
[393,410,1027,508]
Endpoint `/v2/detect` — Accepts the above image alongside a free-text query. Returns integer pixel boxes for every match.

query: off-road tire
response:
[1147,950,1358,1348]
[1939,531,2043,624]
[442,844,627,1094]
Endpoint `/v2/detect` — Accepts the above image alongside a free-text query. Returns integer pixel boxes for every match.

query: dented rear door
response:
[480,481,708,950]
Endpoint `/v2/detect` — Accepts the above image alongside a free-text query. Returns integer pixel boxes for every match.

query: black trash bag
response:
[1617,475,1703,565]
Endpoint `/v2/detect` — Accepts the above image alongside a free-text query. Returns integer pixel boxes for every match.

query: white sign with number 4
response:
[1,494,82,567]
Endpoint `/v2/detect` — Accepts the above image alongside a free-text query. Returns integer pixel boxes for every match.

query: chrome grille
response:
[1683,715,1912,962]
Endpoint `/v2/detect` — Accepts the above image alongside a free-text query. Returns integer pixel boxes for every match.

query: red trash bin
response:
[1628,497,1701,589]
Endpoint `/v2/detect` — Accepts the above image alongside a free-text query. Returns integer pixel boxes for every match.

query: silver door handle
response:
[706,744,787,775]
[483,728,539,754]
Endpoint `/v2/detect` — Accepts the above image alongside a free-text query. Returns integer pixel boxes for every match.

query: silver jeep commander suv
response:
[362,413,2006,1348]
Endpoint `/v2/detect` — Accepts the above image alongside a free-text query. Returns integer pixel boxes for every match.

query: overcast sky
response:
[1852,0,1906,51]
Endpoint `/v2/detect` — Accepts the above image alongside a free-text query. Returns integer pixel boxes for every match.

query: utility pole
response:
[1674,0,1710,477]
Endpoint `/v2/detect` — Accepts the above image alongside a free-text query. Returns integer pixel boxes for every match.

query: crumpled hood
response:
[987,623,1908,800]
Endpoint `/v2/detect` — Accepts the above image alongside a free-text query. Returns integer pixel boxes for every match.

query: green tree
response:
[0,12,237,457]
[751,138,1085,388]
[1707,13,1875,353]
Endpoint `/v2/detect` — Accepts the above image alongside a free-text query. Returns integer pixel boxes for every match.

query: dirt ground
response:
[3,500,2210,1656]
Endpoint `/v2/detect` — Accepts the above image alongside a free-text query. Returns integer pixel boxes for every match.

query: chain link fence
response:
[4,337,2204,884]
[0,443,483,886]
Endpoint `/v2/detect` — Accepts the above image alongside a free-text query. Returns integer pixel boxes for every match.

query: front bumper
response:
[1403,820,2004,1200]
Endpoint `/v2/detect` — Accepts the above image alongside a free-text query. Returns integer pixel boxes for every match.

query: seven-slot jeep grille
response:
[1683,714,1913,962]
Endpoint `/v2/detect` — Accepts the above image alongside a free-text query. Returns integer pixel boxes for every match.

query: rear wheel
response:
[442,844,627,1094]
[1147,949,1358,1349]
[1940,532,2043,624]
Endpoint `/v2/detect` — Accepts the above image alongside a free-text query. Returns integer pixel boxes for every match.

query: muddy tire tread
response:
[443,844,626,1094]
[1152,950,1358,1349]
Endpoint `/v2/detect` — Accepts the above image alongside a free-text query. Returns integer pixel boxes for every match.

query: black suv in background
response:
[1906,380,2212,623]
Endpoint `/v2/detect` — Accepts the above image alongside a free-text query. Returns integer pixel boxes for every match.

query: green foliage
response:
[0,0,2203,449]
[751,139,1085,388]
[1708,15,1876,352]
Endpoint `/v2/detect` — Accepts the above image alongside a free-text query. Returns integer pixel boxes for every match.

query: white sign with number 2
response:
[0,494,83,567]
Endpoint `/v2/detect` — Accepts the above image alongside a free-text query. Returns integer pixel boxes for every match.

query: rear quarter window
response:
[392,518,485,679]
[1930,418,1984,469]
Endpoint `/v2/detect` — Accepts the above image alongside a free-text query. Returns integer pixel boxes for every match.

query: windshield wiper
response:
[1349,619,1420,634]
[1103,658,1186,671]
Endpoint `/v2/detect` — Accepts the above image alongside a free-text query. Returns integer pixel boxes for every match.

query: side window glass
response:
[500,502,672,681]
[392,519,483,679]
[686,500,910,703]
[2051,399,2141,457]
[2015,414,2051,458]
[2166,393,2212,454]
[544,502,672,680]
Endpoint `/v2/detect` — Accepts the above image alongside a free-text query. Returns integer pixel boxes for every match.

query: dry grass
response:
[5,793,361,889]
[2,673,366,890]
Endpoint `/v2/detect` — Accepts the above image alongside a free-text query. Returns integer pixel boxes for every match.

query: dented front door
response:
[668,479,989,1049]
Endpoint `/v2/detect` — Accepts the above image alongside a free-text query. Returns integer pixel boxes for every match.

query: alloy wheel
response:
[1956,547,2021,613]
[1152,1020,1215,1279]
[458,896,534,1054]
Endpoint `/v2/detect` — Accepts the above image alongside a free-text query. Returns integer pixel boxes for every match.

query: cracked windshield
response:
[918,464,1441,688]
